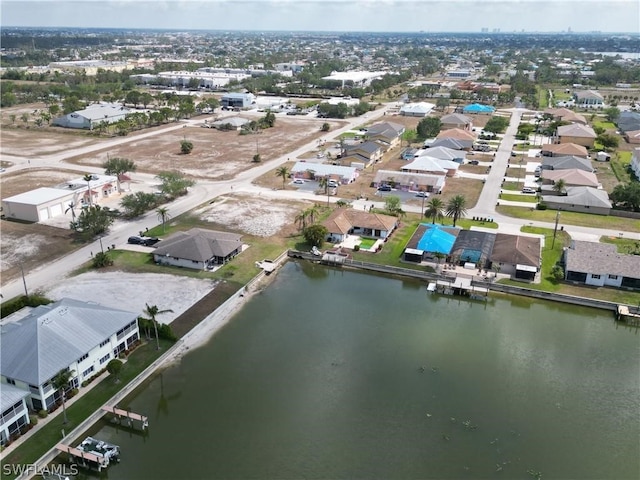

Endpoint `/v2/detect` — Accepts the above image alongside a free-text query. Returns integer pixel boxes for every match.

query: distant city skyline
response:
[2,0,639,34]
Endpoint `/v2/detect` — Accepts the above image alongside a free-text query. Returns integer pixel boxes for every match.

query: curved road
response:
[2,105,638,300]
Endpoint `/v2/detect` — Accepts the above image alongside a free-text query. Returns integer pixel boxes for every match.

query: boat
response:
[255,259,276,274]
[427,282,437,292]
[76,436,120,466]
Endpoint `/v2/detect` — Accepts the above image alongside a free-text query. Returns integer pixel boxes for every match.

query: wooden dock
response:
[101,406,148,429]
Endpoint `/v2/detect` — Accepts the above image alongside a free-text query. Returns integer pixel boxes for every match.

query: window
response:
[99,339,110,348]
[82,366,95,378]
[6,378,15,385]
[592,274,601,279]
[99,354,111,365]
[608,275,618,280]
[77,353,89,363]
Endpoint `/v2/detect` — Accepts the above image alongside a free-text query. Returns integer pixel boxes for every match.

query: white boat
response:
[427,282,437,292]
[76,436,120,465]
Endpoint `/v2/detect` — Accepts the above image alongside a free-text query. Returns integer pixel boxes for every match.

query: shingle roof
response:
[540,143,589,157]
[440,113,472,125]
[491,234,540,268]
[153,228,243,263]
[557,124,597,139]
[542,187,612,208]
[402,156,448,174]
[429,138,470,150]
[1,299,138,386]
[437,128,476,142]
[541,169,599,187]
[416,146,466,161]
[541,155,593,172]
[565,240,640,279]
[322,208,398,235]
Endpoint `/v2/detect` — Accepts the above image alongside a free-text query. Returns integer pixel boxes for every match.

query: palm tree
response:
[445,195,468,227]
[305,205,320,224]
[143,304,174,350]
[156,207,171,233]
[65,201,77,222]
[553,178,567,195]
[52,369,75,424]
[275,166,290,190]
[83,174,94,206]
[294,210,309,231]
[424,197,445,224]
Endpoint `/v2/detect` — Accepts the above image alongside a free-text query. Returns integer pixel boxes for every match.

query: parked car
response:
[293,178,305,185]
[522,187,537,194]
[377,185,392,192]
[328,180,339,187]
[468,160,479,165]
[128,236,160,246]
[415,191,429,198]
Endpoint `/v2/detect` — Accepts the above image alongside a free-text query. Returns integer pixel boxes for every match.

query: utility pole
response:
[551,210,561,249]
[20,264,29,297]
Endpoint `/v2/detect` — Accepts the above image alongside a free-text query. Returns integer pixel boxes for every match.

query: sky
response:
[2,0,639,34]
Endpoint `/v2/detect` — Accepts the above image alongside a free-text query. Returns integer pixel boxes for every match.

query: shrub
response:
[29,414,38,426]
[37,409,48,419]
[536,203,548,210]
[353,244,360,252]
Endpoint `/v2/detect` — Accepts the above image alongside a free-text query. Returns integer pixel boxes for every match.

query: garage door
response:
[49,204,63,217]
[39,208,49,221]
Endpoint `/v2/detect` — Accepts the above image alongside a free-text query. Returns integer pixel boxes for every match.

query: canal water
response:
[81,262,640,479]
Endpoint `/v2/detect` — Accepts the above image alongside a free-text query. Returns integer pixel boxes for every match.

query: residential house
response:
[540,155,594,172]
[1,383,30,446]
[322,208,398,244]
[399,102,435,117]
[0,298,140,412]
[427,137,470,151]
[415,146,466,163]
[402,156,459,177]
[52,103,132,130]
[541,187,612,215]
[543,108,588,125]
[153,228,243,270]
[440,113,473,131]
[2,174,118,222]
[448,230,496,268]
[291,162,358,183]
[540,143,589,158]
[624,130,640,145]
[373,170,446,194]
[564,240,640,289]
[489,233,541,281]
[402,224,459,263]
[617,111,640,133]
[556,124,597,148]
[365,122,405,149]
[343,141,384,165]
[540,169,599,189]
[436,128,475,150]
[573,90,605,108]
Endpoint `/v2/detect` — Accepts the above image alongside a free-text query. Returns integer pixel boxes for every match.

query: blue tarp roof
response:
[417,224,456,254]
[462,103,496,113]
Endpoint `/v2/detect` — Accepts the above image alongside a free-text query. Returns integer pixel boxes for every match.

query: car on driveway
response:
[292,178,305,184]
[377,185,392,192]
[415,191,429,198]
[468,160,479,165]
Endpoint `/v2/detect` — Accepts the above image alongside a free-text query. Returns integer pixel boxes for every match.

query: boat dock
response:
[56,438,119,472]
[616,305,640,327]
[433,277,488,299]
[101,406,148,429]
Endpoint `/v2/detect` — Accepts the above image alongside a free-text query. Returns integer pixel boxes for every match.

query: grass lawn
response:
[601,235,640,254]
[359,238,377,249]
[500,193,537,203]
[496,205,640,233]
[593,120,616,131]
[0,339,174,478]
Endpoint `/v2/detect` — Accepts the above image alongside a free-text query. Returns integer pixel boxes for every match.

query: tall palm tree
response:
[275,166,290,190]
[305,205,320,224]
[52,369,75,424]
[294,210,309,231]
[65,201,77,222]
[156,207,171,233]
[143,304,174,350]
[83,174,94,206]
[553,178,567,195]
[445,195,468,227]
[424,197,445,224]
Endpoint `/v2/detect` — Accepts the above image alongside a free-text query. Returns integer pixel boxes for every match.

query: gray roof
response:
[565,240,640,279]
[1,298,138,386]
[417,146,466,161]
[557,124,597,139]
[1,382,30,412]
[345,141,382,156]
[429,138,470,150]
[153,228,243,263]
[75,103,131,121]
[541,155,593,172]
[440,113,472,125]
[366,121,404,135]
[542,187,612,209]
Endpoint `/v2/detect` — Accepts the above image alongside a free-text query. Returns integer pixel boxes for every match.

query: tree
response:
[424,197,444,224]
[295,210,309,231]
[610,182,640,211]
[72,205,114,239]
[65,201,77,224]
[303,224,328,247]
[83,174,94,206]
[384,195,403,215]
[156,171,195,199]
[252,153,261,163]
[604,106,620,123]
[483,116,510,134]
[106,359,123,383]
[416,116,442,140]
[143,303,174,351]
[436,97,450,112]
[401,129,417,147]
[551,264,565,282]
[597,133,619,151]
[304,205,320,225]
[156,207,171,233]
[552,179,567,195]
[180,139,194,154]
[120,191,159,218]
[275,166,290,190]
[51,369,74,424]
[321,122,331,132]
[103,156,137,194]
[92,251,113,268]
[445,195,468,227]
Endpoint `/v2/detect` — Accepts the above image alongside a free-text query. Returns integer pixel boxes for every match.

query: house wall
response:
[543,201,610,215]
[0,397,29,445]
[154,254,207,270]
[52,113,91,129]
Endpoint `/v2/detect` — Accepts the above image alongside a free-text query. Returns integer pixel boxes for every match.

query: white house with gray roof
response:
[1,383,30,445]
[541,187,612,215]
[564,240,640,289]
[0,299,140,412]
[291,162,358,184]
[52,103,132,130]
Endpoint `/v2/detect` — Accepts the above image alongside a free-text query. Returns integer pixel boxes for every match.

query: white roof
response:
[321,71,387,82]
[1,382,29,411]
[402,156,447,174]
[400,102,436,115]
[291,162,356,178]
[3,187,74,205]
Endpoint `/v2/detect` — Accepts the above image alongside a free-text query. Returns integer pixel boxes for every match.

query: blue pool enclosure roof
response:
[462,103,496,114]
[416,224,457,254]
